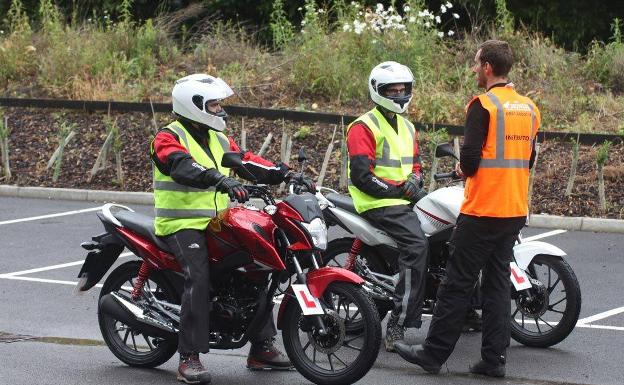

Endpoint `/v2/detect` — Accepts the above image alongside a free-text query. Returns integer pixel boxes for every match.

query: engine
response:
[209,273,266,339]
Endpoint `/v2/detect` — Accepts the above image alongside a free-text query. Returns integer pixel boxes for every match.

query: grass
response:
[0,0,623,134]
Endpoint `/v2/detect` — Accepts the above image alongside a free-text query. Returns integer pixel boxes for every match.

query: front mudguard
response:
[513,241,566,270]
[276,267,364,330]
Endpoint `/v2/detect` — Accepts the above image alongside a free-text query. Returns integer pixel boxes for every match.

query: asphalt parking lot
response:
[1,196,623,385]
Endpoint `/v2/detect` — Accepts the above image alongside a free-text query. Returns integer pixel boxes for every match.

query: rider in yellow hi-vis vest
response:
[346,61,428,352]
[151,74,311,383]
[395,40,540,379]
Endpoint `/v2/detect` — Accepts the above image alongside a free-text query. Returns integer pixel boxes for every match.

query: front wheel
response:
[510,255,581,347]
[282,282,381,385]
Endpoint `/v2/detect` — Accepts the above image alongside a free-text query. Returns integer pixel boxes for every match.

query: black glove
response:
[288,172,316,193]
[402,173,423,201]
[216,177,249,203]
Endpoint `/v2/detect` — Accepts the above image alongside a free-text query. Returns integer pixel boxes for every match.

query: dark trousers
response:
[424,214,525,364]
[362,204,429,328]
[164,229,276,354]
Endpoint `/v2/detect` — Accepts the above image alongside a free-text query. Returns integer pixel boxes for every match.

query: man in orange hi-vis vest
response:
[395,40,539,378]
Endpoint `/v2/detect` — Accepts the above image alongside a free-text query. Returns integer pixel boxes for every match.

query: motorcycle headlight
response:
[301,217,327,250]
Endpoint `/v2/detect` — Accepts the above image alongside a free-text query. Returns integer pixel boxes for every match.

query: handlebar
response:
[433,171,460,181]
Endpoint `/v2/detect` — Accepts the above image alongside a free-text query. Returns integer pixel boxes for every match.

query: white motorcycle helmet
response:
[368,61,414,114]
[172,73,234,132]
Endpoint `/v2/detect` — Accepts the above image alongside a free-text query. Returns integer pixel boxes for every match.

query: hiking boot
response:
[462,308,483,332]
[247,338,293,370]
[394,343,442,374]
[384,311,406,352]
[177,353,211,384]
[469,357,506,378]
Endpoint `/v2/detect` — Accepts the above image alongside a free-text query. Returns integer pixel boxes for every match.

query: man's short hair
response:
[478,40,513,77]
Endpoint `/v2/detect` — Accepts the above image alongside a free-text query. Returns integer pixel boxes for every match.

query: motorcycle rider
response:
[346,61,428,352]
[395,40,540,378]
[151,74,305,383]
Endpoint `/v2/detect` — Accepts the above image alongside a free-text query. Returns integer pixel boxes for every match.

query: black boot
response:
[177,353,211,384]
[247,338,293,370]
[394,343,442,374]
[462,308,483,332]
[469,357,506,377]
[385,311,406,352]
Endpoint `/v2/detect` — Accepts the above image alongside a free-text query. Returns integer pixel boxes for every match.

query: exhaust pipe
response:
[99,292,178,340]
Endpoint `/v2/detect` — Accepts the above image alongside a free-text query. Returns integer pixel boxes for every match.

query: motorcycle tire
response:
[98,261,179,368]
[282,282,381,385]
[510,255,581,348]
[322,238,394,327]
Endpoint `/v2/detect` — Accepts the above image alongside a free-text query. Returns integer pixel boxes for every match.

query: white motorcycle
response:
[313,143,581,348]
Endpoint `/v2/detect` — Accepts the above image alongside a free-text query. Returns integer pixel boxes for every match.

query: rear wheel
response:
[98,261,179,368]
[282,282,381,385]
[510,255,581,347]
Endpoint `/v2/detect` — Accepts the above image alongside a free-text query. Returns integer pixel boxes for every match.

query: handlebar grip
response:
[434,171,459,181]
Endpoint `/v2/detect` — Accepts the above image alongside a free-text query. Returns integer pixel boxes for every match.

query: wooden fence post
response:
[317,124,338,187]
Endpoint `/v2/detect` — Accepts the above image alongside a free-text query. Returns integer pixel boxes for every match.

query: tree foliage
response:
[1,0,623,51]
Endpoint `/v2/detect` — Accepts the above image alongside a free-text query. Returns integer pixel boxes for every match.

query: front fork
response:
[279,230,329,336]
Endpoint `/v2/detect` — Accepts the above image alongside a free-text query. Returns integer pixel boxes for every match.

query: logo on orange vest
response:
[503,101,531,112]
[505,134,531,141]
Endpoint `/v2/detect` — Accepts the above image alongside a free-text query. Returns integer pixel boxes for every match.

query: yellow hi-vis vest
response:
[151,121,231,236]
[461,85,540,217]
[347,108,415,214]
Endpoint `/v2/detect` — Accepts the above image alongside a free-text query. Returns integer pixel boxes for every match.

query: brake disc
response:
[307,310,345,354]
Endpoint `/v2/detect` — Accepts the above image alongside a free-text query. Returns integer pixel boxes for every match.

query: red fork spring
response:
[344,239,363,271]
[131,261,152,300]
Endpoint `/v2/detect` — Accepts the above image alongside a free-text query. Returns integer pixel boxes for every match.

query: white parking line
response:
[578,307,624,325]
[0,206,102,226]
[523,229,567,242]
[0,252,134,278]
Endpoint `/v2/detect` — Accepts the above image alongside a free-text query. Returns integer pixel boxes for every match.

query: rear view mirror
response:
[298,147,307,163]
[435,143,458,160]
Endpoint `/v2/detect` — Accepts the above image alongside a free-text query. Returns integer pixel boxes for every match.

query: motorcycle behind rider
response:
[346,61,428,352]
[151,74,311,384]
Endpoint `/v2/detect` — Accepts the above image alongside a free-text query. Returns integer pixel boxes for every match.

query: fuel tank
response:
[414,186,464,236]
[206,207,285,271]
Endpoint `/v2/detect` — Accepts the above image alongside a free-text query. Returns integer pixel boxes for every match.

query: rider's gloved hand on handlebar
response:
[216,177,249,203]
[287,172,316,194]
[402,173,423,201]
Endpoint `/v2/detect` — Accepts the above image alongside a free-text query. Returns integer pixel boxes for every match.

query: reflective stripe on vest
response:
[460,86,540,217]
[346,108,415,213]
[152,121,231,236]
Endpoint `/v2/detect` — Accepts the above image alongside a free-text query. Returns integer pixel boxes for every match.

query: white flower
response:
[441,5,447,13]
[372,39,377,44]
[404,5,411,12]
[343,24,352,32]
[388,6,394,12]
[429,14,435,19]
[403,30,408,34]
[358,11,363,16]
[446,2,453,8]
[437,31,444,38]
[395,24,405,30]
[424,21,431,28]
[409,16,416,23]
[318,9,325,13]
[376,3,384,12]
[453,13,460,19]
[447,30,455,36]
[297,7,302,11]
[435,15,441,23]
[301,20,306,26]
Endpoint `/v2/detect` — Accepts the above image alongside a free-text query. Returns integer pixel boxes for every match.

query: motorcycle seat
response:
[113,210,173,253]
[325,193,359,215]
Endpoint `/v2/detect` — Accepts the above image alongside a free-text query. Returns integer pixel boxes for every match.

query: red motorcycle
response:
[76,153,381,385]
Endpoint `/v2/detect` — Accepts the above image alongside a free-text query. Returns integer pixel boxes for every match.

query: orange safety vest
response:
[461,84,540,217]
